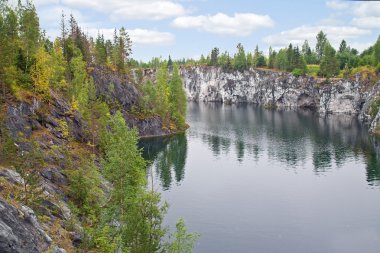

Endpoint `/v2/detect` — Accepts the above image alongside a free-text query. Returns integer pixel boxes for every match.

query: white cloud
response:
[263,25,371,49]
[128,29,175,45]
[326,0,348,11]
[61,0,188,20]
[87,28,175,46]
[32,0,60,6]
[171,12,274,36]
[352,1,380,17]
[352,17,380,29]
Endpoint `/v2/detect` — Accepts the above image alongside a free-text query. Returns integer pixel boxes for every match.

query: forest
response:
[139,31,380,79]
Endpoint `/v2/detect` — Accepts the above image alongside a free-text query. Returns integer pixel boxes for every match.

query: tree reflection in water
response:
[140,103,380,188]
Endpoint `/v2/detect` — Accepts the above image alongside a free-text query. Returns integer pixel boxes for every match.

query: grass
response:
[306,65,320,77]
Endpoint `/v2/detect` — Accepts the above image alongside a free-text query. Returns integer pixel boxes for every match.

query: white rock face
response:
[180,66,379,117]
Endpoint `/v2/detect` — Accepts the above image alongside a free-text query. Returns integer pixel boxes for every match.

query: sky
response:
[28,0,380,61]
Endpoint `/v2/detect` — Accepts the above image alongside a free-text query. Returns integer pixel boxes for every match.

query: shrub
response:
[292,68,304,77]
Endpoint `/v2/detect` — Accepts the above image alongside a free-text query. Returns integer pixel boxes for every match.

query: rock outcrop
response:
[180,66,380,127]
[0,198,51,253]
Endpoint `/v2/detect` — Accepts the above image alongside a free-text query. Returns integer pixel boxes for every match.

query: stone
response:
[0,199,51,253]
[52,246,67,253]
[0,168,24,185]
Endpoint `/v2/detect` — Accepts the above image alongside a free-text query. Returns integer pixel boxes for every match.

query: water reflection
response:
[141,133,188,190]
[140,102,380,188]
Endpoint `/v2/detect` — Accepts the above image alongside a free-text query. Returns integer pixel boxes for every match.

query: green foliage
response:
[100,111,172,252]
[374,36,380,65]
[165,218,200,253]
[292,68,304,77]
[316,30,328,63]
[0,127,17,164]
[377,63,380,73]
[50,39,67,91]
[31,46,53,100]
[210,47,219,66]
[233,43,247,71]
[319,43,340,78]
[68,156,103,217]
[274,49,288,71]
[370,97,380,118]
[169,64,187,129]
[14,140,45,208]
[156,64,171,127]
[252,45,266,68]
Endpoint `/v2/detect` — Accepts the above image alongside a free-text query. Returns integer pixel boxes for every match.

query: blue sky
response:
[30,0,380,61]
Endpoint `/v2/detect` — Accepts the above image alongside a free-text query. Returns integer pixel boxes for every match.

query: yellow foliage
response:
[31,47,53,100]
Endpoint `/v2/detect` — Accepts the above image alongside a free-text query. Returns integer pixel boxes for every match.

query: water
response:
[140,102,380,253]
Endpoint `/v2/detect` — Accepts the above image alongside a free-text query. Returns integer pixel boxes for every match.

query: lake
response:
[140,102,380,253]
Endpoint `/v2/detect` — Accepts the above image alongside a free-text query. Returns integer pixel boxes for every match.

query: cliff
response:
[180,66,380,132]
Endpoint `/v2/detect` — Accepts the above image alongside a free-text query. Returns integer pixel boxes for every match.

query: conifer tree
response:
[320,42,340,78]
[156,64,170,127]
[169,64,187,129]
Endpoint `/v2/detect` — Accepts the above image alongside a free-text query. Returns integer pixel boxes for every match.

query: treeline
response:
[199,31,380,77]
[0,1,196,252]
[139,31,380,79]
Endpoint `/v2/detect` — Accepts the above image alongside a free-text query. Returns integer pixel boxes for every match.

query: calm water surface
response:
[140,102,380,253]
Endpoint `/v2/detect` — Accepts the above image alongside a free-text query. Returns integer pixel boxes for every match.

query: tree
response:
[234,43,247,71]
[219,51,232,71]
[268,47,276,69]
[18,1,40,73]
[274,49,288,71]
[169,64,187,129]
[339,39,347,53]
[167,55,173,71]
[31,47,53,100]
[15,140,45,208]
[302,40,317,64]
[210,47,219,66]
[95,33,107,65]
[100,112,170,253]
[320,42,339,77]
[155,64,170,127]
[315,30,328,62]
[374,36,380,65]
[252,45,266,68]
[165,218,200,253]
[50,39,67,90]
[0,7,19,98]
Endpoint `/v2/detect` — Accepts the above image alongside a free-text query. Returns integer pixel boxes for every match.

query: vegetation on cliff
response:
[138,31,380,82]
[0,1,194,252]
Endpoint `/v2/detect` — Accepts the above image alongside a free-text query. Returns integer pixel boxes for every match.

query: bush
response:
[377,63,380,73]
[292,68,304,77]
[370,97,380,118]
[306,64,320,77]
